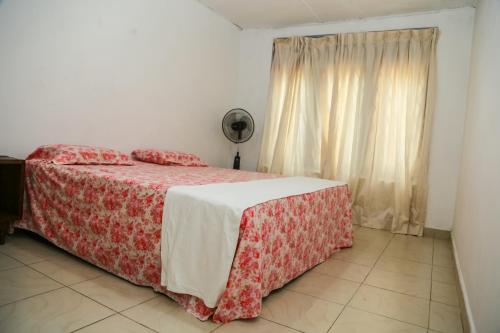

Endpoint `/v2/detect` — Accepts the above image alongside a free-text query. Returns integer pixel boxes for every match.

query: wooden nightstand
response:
[0,156,25,244]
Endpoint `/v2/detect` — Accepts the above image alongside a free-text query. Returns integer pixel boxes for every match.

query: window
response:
[258,28,438,235]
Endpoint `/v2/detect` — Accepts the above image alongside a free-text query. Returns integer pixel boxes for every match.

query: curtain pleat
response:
[258,28,438,236]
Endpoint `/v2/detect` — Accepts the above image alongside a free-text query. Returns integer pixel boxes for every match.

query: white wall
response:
[0,0,240,167]
[0,2,477,231]
[235,8,475,230]
[452,1,500,332]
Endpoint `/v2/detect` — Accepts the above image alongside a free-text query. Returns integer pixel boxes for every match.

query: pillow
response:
[132,149,207,167]
[27,144,134,165]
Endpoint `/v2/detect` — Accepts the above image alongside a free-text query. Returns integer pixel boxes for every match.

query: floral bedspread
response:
[16,160,353,323]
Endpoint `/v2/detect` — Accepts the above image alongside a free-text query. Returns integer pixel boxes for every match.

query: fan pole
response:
[233,144,240,170]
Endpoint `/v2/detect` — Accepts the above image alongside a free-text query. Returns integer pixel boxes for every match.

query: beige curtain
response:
[258,28,438,236]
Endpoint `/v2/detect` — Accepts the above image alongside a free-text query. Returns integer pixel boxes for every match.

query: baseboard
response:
[451,234,477,333]
[423,227,451,239]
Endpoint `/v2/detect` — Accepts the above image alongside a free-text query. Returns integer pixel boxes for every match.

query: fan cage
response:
[222,108,255,144]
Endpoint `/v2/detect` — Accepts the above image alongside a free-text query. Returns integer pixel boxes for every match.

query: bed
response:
[16,158,353,323]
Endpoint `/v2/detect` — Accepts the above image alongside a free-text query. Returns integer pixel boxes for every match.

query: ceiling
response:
[198,0,476,29]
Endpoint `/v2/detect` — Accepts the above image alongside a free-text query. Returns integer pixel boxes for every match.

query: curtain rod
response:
[274,26,438,41]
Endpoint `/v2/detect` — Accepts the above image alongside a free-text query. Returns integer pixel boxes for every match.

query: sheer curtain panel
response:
[258,28,438,236]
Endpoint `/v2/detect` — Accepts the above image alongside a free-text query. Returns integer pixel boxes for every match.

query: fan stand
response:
[222,108,254,170]
[233,144,241,170]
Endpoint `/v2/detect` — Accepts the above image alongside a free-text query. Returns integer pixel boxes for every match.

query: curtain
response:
[258,28,438,236]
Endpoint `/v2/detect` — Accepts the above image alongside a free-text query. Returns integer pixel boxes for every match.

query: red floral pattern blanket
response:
[17,160,353,323]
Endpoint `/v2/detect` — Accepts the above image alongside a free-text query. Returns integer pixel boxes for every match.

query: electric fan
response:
[222,108,255,170]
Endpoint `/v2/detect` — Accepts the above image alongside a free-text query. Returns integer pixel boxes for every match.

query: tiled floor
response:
[0,227,464,333]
